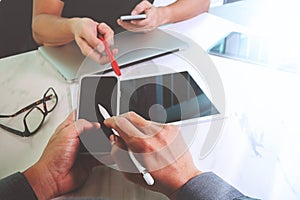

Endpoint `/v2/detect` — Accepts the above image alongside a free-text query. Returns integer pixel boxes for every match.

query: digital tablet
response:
[77,71,220,155]
[119,71,220,124]
[208,32,271,66]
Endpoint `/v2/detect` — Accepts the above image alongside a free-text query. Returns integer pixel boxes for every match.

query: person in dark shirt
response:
[0,111,256,200]
[31,0,210,62]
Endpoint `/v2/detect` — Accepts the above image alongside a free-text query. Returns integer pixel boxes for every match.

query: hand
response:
[24,111,101,200]
[117,1,163,32]
[71,18,118,64]
[104,112,201,198]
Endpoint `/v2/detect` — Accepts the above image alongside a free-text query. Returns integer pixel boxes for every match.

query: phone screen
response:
[78,76,119,154]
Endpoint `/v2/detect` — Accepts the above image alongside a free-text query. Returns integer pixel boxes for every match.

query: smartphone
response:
[77,75,120,155]
[120,14,147,21]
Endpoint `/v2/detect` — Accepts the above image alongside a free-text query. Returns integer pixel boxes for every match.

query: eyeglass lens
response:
[24,88,58,134]
[24,107,45,133]
[44,88,58,113]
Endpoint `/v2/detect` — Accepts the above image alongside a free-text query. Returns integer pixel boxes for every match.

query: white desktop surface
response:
[1,7,300,200]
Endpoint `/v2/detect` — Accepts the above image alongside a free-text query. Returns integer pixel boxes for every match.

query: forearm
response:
[157,0,210,25]
[32,14,76,46]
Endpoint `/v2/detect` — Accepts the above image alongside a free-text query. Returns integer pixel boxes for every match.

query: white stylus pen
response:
[98,104,155,186]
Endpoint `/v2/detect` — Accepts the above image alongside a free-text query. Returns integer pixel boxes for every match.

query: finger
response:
[55,111,76,133]
[87,48,111,65]
[122,112,164,137]
[76,36,103,56]
[74,119,100,137]
[76,32,102,53]
[131,0,152,15]
[110,134,127,150]
[105,117,145,153]
[121,111,149,127]
[92,49,119,65]
[76,36,111,64]
[110,135,154,188]
[130,8,152,26]
[80,20,102,50]
[52,119,100,143]
[130,18,148,26]
[112,48,118,57]
[98,22,114,46]
[105,111,163,138]
[110,135,140,174]
[104,116,144,142]
[117,19,145,32]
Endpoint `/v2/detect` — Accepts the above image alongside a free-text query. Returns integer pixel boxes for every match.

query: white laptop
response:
[38,29,188,83]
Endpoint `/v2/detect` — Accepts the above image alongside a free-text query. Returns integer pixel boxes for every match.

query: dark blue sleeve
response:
[176,172,259,200]
[0,172,37,200]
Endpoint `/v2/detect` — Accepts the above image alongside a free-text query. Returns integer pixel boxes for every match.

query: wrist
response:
[69,17,79,35]
[24,163,58,200]
[156,6,172,26]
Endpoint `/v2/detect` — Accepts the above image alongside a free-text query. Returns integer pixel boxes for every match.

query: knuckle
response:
[141,0,150,7]
[165,124,179,133]
[126,111,137,119]
[98,22,106,27]
[81,48,89,56]
[140,140,153,152]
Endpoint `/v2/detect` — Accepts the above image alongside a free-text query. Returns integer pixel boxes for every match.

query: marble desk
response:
[1,11,300,200]
[0,50,72,176]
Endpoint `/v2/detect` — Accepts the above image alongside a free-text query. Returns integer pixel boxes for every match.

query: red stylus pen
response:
[99,35,121,76]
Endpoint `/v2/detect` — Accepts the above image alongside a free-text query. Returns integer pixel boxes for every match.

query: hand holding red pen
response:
[98,35,121,76]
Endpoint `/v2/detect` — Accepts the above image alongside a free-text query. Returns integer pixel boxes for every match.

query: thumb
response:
[110,135,139,173]
[110,134,128,152]
[131,1,152,15]
[74,119,101,137]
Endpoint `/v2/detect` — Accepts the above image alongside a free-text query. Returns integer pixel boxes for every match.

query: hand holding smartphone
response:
[120,14,147,21]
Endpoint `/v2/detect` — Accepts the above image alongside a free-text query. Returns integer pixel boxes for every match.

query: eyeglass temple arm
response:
[0,94,53,118]
[0,123,24,137]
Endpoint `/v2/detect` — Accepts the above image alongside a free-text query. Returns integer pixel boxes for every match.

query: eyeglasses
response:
[0,87,58,137]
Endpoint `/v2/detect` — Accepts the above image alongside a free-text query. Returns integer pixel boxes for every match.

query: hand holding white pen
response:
[102,109,202,197]
[98,104,154,186]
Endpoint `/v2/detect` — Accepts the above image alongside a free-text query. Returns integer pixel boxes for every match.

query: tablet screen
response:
[120,71,219,123]
[208,32,274,67]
